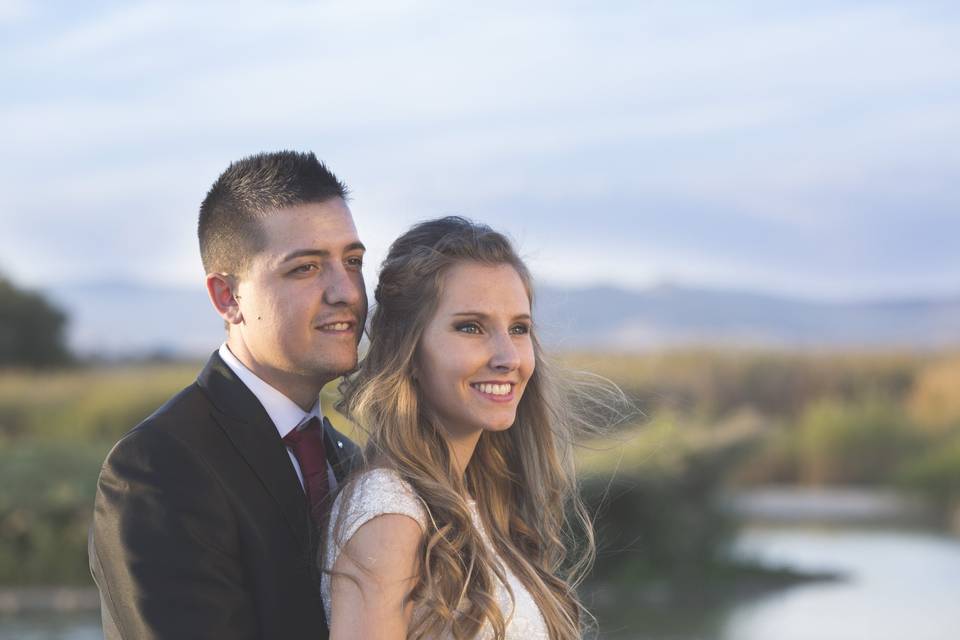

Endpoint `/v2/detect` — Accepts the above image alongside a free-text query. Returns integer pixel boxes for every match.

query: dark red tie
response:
[283,416,331,529]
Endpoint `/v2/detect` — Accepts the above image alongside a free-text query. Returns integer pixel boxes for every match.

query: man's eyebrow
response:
[279,242,366,263]
[280,249,330,263]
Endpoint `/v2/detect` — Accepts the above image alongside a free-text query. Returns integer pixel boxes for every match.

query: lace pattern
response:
[320,468,549,639]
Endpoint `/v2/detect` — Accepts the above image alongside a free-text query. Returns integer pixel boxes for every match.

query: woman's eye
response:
[455,322,482,334]
[509,323,530,335]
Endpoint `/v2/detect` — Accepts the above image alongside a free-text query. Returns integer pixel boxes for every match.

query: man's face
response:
[231,198,367,390]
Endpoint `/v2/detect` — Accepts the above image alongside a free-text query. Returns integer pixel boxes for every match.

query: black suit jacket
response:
[89,351,359,639]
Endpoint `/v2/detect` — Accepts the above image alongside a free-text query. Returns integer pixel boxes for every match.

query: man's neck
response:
[224,338,327,411]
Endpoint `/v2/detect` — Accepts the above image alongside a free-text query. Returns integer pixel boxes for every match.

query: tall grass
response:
[0,364,200,443]
[0,363,200,584]
[2,349,959,586]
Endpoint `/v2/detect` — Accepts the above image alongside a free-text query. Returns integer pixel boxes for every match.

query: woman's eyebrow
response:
[451,311,531,320]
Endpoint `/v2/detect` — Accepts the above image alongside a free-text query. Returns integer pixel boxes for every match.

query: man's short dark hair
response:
[198,151,348,275]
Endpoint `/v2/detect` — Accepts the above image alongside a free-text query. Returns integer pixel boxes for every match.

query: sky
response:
[1,0,958,301]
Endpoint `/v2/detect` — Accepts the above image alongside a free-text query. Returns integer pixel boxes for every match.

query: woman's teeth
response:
[322,322,350,331]
[473,383,512,396]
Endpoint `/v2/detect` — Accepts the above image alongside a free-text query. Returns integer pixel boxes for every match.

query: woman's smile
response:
[416,261,535,440]
[470,381,517,402]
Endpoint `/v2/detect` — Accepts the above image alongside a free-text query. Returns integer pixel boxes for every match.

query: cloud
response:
[1,1,959,297]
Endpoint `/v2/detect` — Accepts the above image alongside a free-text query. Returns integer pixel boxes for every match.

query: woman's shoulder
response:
[321,468,428,624]
[330,467,429,541]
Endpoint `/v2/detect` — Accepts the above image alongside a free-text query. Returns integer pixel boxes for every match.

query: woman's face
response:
[416,261,536,444]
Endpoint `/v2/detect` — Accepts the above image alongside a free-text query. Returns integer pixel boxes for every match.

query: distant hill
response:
[47,280,223,358]
[45,280,960,358]
[535,283,960,350]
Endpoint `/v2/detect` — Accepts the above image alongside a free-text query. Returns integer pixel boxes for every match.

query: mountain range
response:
[44,280,960,358]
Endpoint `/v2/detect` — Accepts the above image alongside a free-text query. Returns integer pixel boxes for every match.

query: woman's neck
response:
[446,429,482,478]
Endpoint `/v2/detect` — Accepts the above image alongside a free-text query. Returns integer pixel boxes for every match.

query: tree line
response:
[0,273,72,367]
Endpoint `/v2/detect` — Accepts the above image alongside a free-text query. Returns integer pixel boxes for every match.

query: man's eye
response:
[346,256,364,269]
[455,322,482,334]
[291,264,318,275]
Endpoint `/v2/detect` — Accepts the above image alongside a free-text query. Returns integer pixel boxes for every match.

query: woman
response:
[321,217,599,640]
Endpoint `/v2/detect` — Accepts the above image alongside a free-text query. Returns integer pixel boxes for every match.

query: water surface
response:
[724,526,959,640]
[4,526,959,640]
[593,525,960,639]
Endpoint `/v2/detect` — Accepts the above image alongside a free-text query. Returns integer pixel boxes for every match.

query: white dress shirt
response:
[218,343,336,490]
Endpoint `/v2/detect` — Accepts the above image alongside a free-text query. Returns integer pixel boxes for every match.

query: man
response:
[89,151,365,639]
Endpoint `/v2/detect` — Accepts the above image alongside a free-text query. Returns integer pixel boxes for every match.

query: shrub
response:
[0,441,109,584]
[795,396,920,485]
[897,436,960,506]
[908,356,960,436]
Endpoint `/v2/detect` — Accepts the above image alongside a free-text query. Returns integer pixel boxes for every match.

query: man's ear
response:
[206,273,243,325]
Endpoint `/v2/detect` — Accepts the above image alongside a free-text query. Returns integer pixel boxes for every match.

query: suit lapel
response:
[197,352,309,550]
[322,417,356,485]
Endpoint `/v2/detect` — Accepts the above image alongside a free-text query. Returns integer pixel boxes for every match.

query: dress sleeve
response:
[333,469,428,551]
[320,468,428,621]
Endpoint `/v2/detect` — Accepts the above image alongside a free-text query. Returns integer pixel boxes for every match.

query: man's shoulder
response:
[133,379,212,437]
[104,379,216,465]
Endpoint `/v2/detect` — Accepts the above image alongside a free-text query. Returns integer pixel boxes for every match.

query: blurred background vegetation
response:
[2,273,960,639]
[2,273,959,584]
[0,275,72,369]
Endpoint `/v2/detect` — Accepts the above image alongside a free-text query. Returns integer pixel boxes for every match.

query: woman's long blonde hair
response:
[336,217,603,640]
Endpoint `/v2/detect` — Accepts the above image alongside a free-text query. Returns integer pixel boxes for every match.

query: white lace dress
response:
[321,468,549,639]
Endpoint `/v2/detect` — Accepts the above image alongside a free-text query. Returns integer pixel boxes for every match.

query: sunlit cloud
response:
[1,0,958,297]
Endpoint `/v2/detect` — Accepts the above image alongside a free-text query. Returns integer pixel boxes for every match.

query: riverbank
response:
[0,587,97,614]
[586,522,960,640]
[722,486,940,527]
[4,488,936,615]
[8,524,959,640]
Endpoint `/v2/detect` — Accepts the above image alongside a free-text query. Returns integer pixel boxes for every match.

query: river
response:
[3,525,959,639]
[724,525,959,640]
[590,522,960,640]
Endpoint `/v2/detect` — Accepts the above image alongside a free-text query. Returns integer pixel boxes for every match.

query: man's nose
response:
[322,265,364,307]
[489,332,521,371]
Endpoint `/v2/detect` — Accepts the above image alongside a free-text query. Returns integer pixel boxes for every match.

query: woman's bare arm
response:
[329,513,423,640]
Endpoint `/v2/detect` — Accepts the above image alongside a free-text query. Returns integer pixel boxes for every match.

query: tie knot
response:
[283,416,324,447]
[282,416,331,530]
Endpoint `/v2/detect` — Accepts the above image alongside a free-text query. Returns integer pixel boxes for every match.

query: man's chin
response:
[306,355,358,381]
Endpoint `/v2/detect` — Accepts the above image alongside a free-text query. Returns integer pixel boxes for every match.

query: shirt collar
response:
[218,343,320,439]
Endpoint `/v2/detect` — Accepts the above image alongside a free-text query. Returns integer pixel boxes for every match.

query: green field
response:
[1,350,959,588]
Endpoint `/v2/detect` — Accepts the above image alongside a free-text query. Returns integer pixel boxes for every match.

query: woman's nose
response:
[489,332,521,371]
